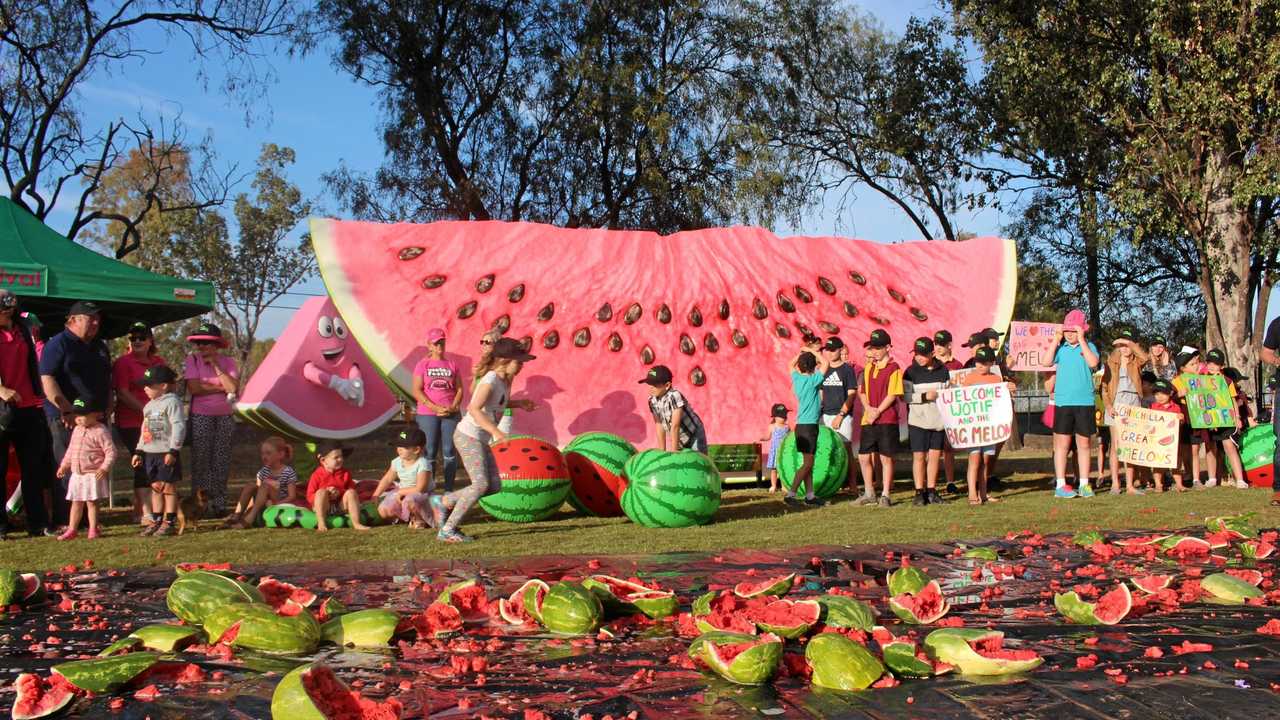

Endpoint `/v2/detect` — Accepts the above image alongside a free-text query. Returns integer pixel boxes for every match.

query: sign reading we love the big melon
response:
[1113,405,1179,468]
[935,382,1013,449]
[1007,321,1062,372]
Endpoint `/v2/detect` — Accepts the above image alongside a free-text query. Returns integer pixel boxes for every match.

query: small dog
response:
[177,489,208,536]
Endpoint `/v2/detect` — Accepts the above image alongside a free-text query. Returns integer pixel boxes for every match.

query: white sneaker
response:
[1236,479,1250,489]
[1192,480,1204,489]
[1205,478,1219,488]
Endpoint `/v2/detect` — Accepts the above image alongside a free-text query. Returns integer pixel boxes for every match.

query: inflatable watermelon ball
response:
[271,663,404,720]
[311,220,1017,446]
[478,436,571,522]
[620,449,721,528]
[777,426,848,498]
[563,431,636,517]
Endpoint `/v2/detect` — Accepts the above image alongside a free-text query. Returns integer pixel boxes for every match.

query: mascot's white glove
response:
[328,375,365,406]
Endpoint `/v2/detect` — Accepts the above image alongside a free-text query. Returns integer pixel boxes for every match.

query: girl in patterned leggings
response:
[429,338,536,543]
[183,323,239,516]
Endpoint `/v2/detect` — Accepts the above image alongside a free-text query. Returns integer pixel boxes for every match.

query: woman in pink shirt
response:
[183,322,239,516]
[412,328,463,491]
[112,321,164,522]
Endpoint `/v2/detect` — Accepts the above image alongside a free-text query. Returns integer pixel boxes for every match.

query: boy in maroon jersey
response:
[855,329,903,507]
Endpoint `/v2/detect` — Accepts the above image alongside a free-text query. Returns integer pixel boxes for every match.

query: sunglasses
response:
[192,340,217,346]
[480,339,494,346]
[129,336,149,342]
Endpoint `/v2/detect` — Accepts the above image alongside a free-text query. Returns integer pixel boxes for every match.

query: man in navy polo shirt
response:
[39,301,111,526]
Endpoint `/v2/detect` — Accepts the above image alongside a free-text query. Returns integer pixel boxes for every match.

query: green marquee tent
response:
[0,197,214,338]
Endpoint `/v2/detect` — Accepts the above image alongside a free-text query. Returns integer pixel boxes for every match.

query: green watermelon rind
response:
[882,640,935,678]
[320,608,401,647]
[777,425,849,498]
[165,571,265,625]
[539,582,603,635]
[1201,572,1265,604]
[621,450,721,528]
[886,567,930,597]
[0,569,19,607]
[269,664,330,720]
[922,628,1043,676]
[203,603,322,655]
[690,631,784,685]
[805,633,886,691]
[581,576,678,619]
[813,595,876,631]
[52,652,161,694]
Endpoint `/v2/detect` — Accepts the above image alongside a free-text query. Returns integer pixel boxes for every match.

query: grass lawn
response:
[3,445,1276,573]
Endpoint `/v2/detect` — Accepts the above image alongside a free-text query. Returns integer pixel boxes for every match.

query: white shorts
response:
[821,414,854,442]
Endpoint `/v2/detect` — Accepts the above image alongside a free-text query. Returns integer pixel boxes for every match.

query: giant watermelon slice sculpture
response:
[236,296,401,439]
[312,219,1016,445]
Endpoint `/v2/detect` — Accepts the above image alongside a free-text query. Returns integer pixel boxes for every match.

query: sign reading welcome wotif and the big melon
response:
[935,383,1013,450]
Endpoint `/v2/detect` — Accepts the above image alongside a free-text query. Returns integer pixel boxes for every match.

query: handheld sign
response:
[1183,374,1235,429]
[1007,321,1062,372]
[935,382,1013,449]
[1114,405,1179,468]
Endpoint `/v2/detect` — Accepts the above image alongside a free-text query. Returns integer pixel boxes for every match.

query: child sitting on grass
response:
[372,426,432,527]
[226,436,299,528]
[761,404,790,493]
[306,440,370,533]
[55,399,115,540]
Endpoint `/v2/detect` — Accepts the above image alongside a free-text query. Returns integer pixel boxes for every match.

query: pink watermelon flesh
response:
[1226,569,1265,586]
[892,581,948,622]
[972,636,1040,662]
[299,664,404,720]
[564,453,627,517]
[1245,540,1276,559]
[236,296,400,439]
[1093,585,1132,624]
[747,599,820,628]
[12,673,77,720]
[1132,575,1174,593]
[733,575,794,598]
[259,577,318,612]
[313,220,1016,444]
[446,584,490,622]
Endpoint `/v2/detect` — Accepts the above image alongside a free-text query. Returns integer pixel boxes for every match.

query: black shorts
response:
[118,427,151,489]
[793,423,819,454]
[1052,406,1097,437]
[1191,427,1236,445]
[143,453,182,486]
[1099,426,1112,452]
[908,426,945,452]
[859,424,899,455]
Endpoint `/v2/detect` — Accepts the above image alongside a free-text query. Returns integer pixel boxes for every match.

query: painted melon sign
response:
[236,296,401,439]
[312,220,1015,445]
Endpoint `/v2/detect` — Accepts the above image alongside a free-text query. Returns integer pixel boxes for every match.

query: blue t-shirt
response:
[791,371,824,424]
[1053,341,1099,407]
[38,329,111,421]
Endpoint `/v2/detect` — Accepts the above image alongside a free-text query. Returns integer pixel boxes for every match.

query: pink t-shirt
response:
[413,356,461,414]
[112,353,165,428]
[183,353,239,416]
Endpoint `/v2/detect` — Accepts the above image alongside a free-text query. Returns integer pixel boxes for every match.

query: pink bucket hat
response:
[1062,309,1089,332]
[425,327,446,343]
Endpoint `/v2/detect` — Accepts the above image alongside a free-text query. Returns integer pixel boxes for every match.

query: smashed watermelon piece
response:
[299,664,404,720]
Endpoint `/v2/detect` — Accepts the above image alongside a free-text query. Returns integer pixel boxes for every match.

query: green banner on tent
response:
[0,262,47,295]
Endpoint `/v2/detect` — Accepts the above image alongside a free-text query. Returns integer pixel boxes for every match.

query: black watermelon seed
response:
[597,303,613,322]
[871,315,889,325]
[509,465,519,471]
[518,336,533,352]
[842,301,859,318]
[537,302,555,321]
[752,298,768,319]
[457,301,477,319]
[398,246,425,260]
[640,345,655,364]
[607,332,623,352]
[679,334,695,355]
[888,288,907,303]
[508,284,525,303]
[849,271,867,286]
[545,465,555,471]
[520,447,530,453]
[817,276,837,295]
[718,299,730,320]
[690,366,706,386]
[704,333,719,352]
[911,307,928,321]
[794,321,813,337]
[573,328,591,347]
[493,314,511,334]
[656,304,672,324]
[794,286,813,303]
[775,323,791,339]
[818,320,839,334]
[624,303,643,325]
[422,274,447,289]
[688,306,703,327]
[731,330,748,348]
[543,330,560,349]
[476,274,495,293]
[776,292,796,313]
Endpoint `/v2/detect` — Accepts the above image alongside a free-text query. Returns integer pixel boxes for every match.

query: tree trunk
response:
[1199,151,1255,397]
[1078,191,1102,331]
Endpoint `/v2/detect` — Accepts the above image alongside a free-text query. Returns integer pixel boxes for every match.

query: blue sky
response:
[55,0,1013,339]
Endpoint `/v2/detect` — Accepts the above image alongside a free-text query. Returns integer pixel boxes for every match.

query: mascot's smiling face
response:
[314,311,349,366]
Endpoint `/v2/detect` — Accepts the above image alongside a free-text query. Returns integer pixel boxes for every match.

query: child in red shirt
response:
[306,440,370,533]
[1148,379,1185,492]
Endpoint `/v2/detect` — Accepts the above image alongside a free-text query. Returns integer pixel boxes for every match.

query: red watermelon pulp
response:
[12,673,77,720]
[298,664,403,720]
[313,220,1016,444]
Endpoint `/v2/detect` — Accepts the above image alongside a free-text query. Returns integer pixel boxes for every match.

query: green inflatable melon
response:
[620,449,721,528]
[777,425,848,498]
[478,436,571,522]
[563,431,635,517]
[261,502,380,529]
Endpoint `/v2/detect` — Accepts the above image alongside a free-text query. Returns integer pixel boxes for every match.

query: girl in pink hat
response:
[1041,310,1101,499]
